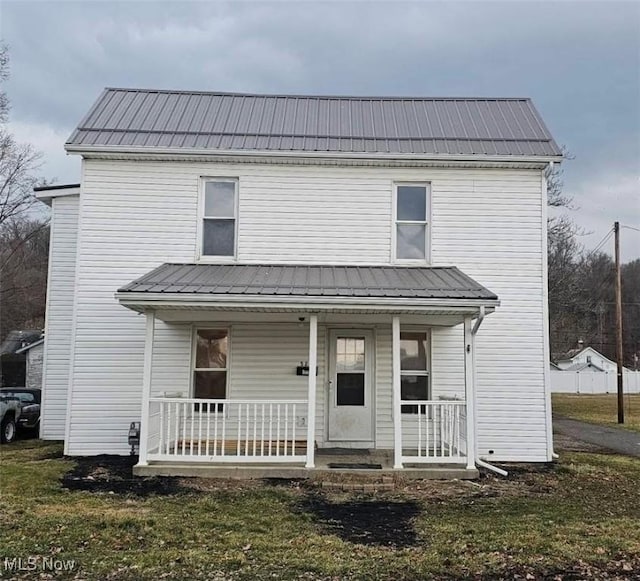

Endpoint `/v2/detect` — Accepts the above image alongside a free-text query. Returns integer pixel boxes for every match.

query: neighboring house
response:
[555,346,617,373]
[550,345,640,394]
[36,88,563,477]
[0,331,44,389]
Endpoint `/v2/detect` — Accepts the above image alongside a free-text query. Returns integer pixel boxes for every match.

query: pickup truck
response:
[0,394,21,444]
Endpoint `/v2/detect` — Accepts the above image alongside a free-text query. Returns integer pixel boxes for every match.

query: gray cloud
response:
[3,0,639,259]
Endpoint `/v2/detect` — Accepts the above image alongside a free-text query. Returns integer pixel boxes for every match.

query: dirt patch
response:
[60,453,566,504]
[61,455,310,496]
[61,454,189,497]
[297,493,422,547]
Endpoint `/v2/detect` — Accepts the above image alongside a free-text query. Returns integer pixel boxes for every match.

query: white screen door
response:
[327,329,374,444]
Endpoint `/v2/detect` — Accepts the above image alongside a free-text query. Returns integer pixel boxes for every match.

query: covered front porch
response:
[116,264,498,478]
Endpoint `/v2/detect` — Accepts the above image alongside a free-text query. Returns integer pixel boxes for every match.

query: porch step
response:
[134,463,309,479]
[134,462,478,481]
[312,467,478,481]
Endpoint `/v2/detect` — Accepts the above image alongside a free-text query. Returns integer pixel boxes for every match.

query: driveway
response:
[554,417,640,458]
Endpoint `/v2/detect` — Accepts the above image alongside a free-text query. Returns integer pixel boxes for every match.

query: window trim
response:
[197,177,239,262]
[190,326,231,410]
[391,182,431,264]
[399,328,431,413]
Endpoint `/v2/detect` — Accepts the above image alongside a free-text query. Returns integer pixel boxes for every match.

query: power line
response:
[585,228,614,259]
[548,227,614,292]
[621,224,640,233]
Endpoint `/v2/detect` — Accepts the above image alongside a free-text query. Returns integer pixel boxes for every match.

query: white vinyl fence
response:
[551,369,640,394]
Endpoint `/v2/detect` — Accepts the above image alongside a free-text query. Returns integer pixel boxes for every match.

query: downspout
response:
[476,458,509,477]
[471,305,485,335]
[471,306,509,477]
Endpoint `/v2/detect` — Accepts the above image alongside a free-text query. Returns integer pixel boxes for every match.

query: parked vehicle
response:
[0,394,21,443]
[0,388,41,437]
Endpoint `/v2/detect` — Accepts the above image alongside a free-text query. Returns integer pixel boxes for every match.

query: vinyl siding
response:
[65,159,549,461]
[431,172,548,461]
[40,195,79,440]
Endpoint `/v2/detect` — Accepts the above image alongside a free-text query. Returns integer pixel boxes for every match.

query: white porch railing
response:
[400,400,467,464]
[146,398,309,463]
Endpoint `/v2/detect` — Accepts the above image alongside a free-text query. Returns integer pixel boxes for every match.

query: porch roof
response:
[116,263,499,315]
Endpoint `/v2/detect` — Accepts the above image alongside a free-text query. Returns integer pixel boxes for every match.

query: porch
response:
[137,396,470,470]
[134,445,477,480]
[117,263,499,478]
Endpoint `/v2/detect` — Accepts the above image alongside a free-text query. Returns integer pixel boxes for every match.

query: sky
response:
[2,0,639,260]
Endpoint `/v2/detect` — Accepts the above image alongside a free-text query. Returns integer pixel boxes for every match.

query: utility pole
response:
[614,221,624,424]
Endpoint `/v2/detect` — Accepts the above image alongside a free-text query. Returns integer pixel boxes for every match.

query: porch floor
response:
[134,449,478,480]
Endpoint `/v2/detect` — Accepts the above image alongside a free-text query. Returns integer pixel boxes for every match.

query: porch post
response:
[137,309,155,466]
[463,315,476,470]
[392,316,403,469]
[305,314,318,469]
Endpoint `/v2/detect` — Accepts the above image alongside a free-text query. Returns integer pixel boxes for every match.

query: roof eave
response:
[33,184,81,204]
[15,338,45,354]
[64,144,563,165]
[115,291,500,314]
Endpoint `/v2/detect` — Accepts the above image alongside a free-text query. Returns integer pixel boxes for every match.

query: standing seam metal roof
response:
[118,263,499,301]
[67,88,561,157]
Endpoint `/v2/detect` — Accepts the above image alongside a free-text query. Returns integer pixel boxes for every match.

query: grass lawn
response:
[552,393,640,433]
[1,440,640,580]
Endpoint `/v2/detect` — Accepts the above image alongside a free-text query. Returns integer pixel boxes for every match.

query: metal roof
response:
[118,263,498,301]
[67,88,561,157]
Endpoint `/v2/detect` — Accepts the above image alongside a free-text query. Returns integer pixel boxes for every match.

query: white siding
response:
[150,321,192,398]
[66,160,549,461]
[40,195,79,440]
[229,324,327,443]
[431,171,548,461]
[375,326,393,447]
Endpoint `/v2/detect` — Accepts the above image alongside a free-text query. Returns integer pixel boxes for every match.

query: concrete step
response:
[134,462,478,480]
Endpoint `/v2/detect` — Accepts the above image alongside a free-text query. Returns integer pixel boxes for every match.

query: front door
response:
[327,329,374,444]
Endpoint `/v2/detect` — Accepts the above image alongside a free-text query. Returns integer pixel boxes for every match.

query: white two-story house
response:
[36,89,562,478]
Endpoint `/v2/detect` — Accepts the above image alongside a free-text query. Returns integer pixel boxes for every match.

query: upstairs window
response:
[201,179,237,258]
[394,183,429,261]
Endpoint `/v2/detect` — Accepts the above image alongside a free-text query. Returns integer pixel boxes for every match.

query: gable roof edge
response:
[65,143,563,166]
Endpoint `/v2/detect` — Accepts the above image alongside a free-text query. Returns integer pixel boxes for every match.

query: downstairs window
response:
[400,331,430,413]
[193,328,228,411]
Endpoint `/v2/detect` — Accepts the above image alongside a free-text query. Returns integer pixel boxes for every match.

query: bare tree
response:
[0,44,48,231]
[0,44,8,124]
[545,150,580,248]
[0,43,50,340]
[0,218,49,335]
